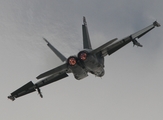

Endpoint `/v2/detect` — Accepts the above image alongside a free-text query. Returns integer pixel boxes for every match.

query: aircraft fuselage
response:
[68,49,105,80]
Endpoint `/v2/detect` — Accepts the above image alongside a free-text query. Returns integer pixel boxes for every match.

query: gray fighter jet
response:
[8,17,160,101]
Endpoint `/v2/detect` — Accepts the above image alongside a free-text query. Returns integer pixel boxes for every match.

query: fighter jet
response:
[8,17,160,101]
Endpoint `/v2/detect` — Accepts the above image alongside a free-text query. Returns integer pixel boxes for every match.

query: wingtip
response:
[153,21,161,27]
[8,95,15,101]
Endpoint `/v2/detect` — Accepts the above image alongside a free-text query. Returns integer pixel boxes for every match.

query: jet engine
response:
[78,50,105,77]
[78,50,88,61]
[67,56,88,80]
[67,56,78,66]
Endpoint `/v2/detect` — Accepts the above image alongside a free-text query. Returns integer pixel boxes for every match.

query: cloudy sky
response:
[0,0,163,120]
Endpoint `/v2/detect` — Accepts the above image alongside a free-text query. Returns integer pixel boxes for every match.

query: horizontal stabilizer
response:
[37,63,68,79]
[35,73,68,88]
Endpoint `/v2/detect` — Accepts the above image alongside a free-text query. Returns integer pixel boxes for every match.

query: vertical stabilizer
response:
[43,38,67,62]
[82,16,92,49]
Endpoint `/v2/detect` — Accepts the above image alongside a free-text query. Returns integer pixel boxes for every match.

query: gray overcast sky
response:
[0,0,163,120]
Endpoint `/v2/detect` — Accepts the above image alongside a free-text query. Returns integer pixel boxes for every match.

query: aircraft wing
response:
[91,21,160,56]
[8,63,69,101]
[8,72,68,101]
[90,38,118,56]
[36,63,68,79]
[8,81,36,101]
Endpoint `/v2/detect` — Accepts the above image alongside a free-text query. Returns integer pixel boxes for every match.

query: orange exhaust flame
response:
[69,58,77,66]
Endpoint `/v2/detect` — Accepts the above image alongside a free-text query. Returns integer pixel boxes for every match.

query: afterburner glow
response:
[68,57,77,66]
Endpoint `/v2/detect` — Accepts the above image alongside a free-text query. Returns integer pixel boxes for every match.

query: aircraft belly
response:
[84,56,104,77]
[69,65,88,80]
